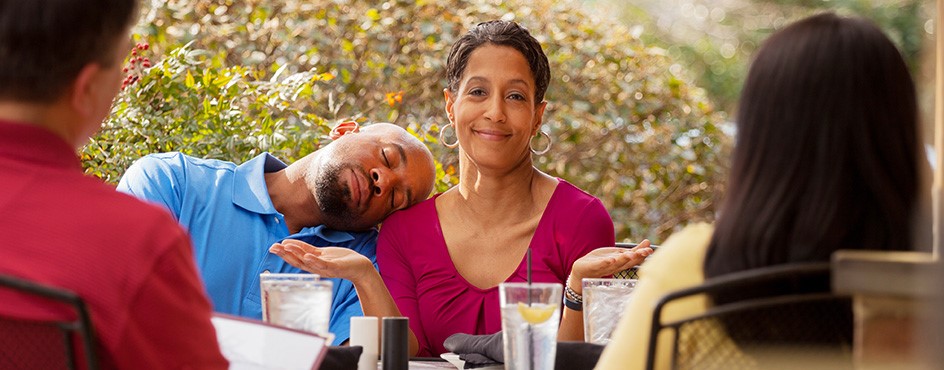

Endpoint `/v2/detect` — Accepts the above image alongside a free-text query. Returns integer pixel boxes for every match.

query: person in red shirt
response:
[0,0,228,368]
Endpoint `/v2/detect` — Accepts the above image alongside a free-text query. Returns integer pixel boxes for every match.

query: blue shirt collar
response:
[232,153,359,244]
[232,153,287,214]
[293,225,358,244]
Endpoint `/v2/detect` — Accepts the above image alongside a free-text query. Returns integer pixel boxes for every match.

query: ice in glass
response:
[500,282,563,370]
[260,273,333,338]
[582,278,637,344]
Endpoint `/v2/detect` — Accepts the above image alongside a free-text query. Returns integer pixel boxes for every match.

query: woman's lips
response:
[472,129,510,141]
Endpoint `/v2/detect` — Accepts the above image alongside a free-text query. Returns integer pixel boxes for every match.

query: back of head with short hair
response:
[705,12,920,279]
[445,20,551,104]
[0,0,139,103]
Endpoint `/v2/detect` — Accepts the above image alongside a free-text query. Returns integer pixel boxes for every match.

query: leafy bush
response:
[83,0,730,242]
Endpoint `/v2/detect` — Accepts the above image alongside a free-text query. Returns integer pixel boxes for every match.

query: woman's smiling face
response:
[445,44,547,171]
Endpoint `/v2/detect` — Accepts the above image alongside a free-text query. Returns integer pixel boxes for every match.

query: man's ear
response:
[69,63,102,119]
[329,121,360,140]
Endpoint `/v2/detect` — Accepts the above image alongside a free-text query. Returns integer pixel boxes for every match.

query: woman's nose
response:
[484,96,506,122]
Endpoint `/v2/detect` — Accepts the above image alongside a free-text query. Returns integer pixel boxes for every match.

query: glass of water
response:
[499,282,563,370]
[582,278,637,345]
[260,273,333,338]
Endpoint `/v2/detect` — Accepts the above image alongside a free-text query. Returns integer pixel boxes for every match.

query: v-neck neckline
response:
[432,179,564,293]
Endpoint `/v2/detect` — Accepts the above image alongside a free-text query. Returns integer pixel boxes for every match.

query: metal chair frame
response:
[644,262,851,370]
[0,274,99,370]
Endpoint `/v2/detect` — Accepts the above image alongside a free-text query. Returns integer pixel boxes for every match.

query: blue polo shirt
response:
[117,152,375,345]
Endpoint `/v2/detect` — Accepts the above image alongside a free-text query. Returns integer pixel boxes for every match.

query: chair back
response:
[645,262,852,370]
[0,274,99,370]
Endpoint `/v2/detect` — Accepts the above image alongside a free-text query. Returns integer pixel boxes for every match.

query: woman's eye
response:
[508,93,526,101]
[469,88,486,96]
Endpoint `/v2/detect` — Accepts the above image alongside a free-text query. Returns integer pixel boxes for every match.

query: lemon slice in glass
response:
[517,302,557,324]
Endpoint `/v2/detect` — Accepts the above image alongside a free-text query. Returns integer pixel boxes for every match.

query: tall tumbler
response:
[499,282,563,370]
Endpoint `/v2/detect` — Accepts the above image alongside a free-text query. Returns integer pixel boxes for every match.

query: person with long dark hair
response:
[596,12,922,370]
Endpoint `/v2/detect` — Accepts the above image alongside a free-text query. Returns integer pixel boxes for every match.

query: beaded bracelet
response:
[564,284,583,303]
[563,285,583,311]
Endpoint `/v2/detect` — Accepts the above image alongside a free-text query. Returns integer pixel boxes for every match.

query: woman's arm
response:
[557,243,653,341]
[269,240,420,355]
[553,196,652,342]
[349,267,421,355]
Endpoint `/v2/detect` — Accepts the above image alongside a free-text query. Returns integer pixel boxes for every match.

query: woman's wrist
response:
[351,264,382,287]
[563,280,584,311]
[566,273,584,296]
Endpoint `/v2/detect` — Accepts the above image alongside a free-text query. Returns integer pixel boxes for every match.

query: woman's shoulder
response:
[544,179,610,223]
[641,223,715,278]
[550,179,603,206]
[380,194,440,231]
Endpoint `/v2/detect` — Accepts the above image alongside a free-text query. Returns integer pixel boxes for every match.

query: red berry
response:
[143,44,149,50]
[122,67,128,73]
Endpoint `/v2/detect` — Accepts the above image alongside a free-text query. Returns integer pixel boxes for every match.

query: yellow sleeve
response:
[594,223,714,370]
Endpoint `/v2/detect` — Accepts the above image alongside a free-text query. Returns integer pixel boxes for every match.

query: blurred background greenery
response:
[588,0,935,115]
[83,0,934,243]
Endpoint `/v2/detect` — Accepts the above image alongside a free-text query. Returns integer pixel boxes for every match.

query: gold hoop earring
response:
[530,130,551,155]
[439,123,459,149]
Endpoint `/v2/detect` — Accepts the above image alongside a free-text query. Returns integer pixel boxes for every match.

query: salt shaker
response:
[350,316,379,370]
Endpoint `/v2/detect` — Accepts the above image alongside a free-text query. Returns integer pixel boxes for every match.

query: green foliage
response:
[83,0,730,242]
[83,45,335,182]
[609,0,931,112]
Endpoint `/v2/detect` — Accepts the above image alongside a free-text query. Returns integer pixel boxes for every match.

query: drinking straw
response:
[527,248,532,305]
[527,248,532,285]
[527,247,534,370]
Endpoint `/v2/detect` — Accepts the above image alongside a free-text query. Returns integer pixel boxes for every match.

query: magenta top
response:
[377,180,616,356]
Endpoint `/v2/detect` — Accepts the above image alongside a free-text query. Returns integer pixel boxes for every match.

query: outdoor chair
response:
[645,262,853,370]
[0,274,99,370]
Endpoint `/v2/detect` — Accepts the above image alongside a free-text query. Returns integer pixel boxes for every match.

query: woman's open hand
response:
[568,240,653,294]
[269,239,375,284]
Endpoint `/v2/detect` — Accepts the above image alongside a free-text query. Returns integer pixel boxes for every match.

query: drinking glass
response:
[260,273,333,338]
[499,282,563,370]
[582,278,637,344]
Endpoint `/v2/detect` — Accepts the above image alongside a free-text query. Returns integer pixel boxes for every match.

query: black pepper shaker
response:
[382,317,408,370]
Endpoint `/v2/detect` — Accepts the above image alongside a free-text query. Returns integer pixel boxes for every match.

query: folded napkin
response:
[444,333,606,370]
[319,345,363,370]
[444,332,504,368]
